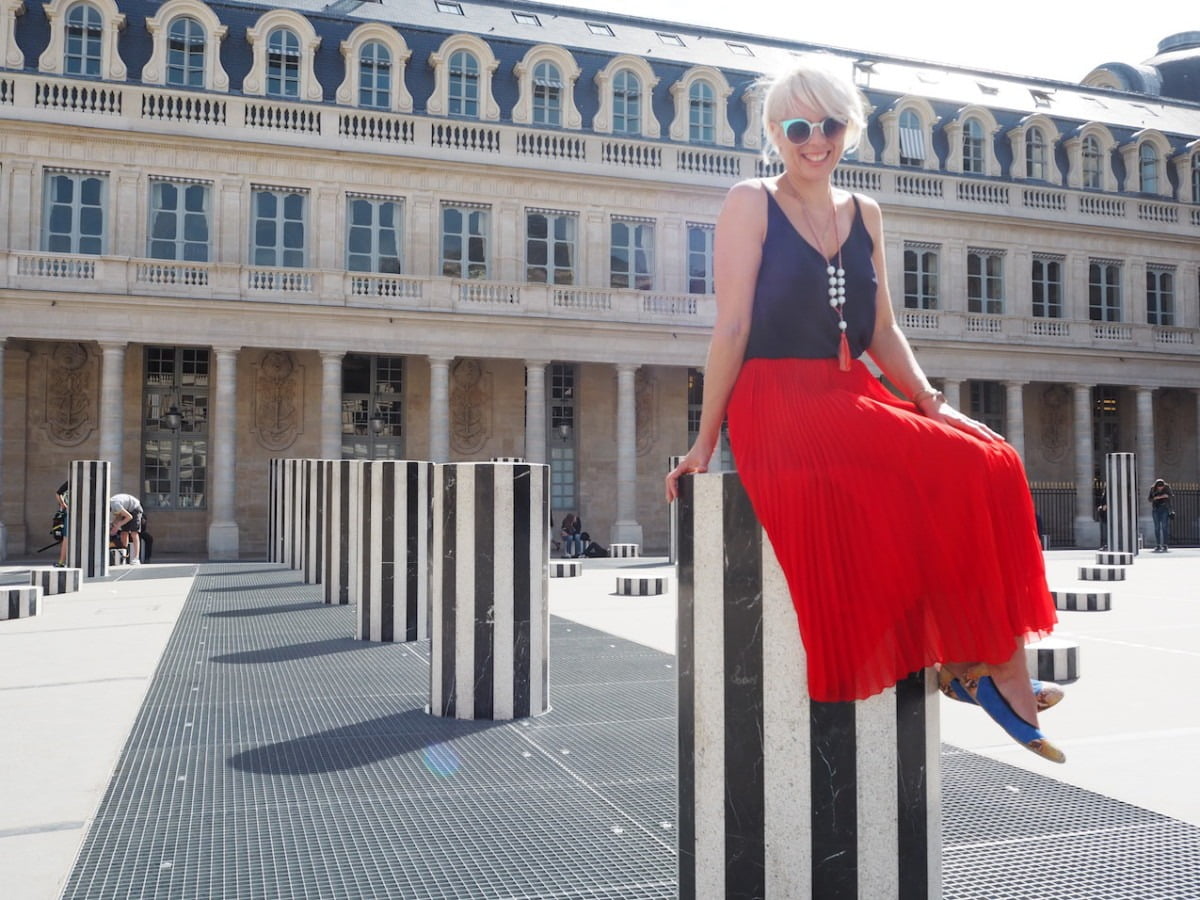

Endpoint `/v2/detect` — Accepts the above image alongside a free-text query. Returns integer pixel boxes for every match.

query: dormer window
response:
[448,49,479,117]
[166,16,205,88]
[1139,143,1158,193]
[65,2,103,76]
[359,40,391,109]
[1026,127,1048,180]
[1082,135,1102,189]
[266,27,300,98]
[899,109,925,166]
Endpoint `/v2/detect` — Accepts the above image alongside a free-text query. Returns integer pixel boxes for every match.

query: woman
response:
[665,56,1064,762]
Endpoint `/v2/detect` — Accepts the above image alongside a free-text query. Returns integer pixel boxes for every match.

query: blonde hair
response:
[758,55,868,162]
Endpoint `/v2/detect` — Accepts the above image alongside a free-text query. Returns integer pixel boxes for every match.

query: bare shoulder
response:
[720,178,769,229]
[849,191,885,238]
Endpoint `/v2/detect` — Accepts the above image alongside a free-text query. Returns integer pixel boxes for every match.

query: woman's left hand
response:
[920,398,1004,442]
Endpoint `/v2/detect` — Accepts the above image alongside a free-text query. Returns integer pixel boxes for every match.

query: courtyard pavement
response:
[1,548,1198,899]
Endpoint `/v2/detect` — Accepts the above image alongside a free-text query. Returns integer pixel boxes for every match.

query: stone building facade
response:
[1,0,1198,558]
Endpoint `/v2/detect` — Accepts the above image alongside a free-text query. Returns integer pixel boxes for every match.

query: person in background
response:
[109,493,145,565]
[55,481,69,567]
[665,55,1062,763]
[1148,478,1173,552]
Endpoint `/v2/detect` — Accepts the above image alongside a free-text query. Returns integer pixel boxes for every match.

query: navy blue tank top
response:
[744,190,877,361]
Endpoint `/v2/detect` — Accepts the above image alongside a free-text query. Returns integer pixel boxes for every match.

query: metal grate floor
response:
[61,564,1200,899]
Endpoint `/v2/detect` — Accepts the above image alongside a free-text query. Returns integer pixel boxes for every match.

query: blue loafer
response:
[939,668,1063,712]
[970,674,1066,763]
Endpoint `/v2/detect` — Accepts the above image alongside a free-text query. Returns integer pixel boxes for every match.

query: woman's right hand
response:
[665,445,714,503]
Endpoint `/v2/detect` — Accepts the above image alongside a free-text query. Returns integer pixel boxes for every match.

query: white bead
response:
[836,268,846,278]
[837,276,846,287]
[838,320,848,331]
[829,297,840,308]
[829,287,838,297]
[826,265,836,276]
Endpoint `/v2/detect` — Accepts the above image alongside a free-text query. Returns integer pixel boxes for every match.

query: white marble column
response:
[320,350,344,460]
[942,377,963,411]
[0,339,6,560]
[1072,383,1097,546]
[611,363,643,545]
[98,342,126,492]
[428,356,452,463]
[207,347,240,559]
[524,359,548,465]
[1135,386,1156,541]
[1004,380,1026,460]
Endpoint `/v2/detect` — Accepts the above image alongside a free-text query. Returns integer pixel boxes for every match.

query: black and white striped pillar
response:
[677,472,940,900]
[354,460,433,642]
[30,567,81,594]
[3,586,40,620]
[1105,452,1138,556]
[669,455,685,565]
[303,459,325,585]
[430,462,550,720]
[66,460,110,579]
[267,458,282,563]
[322,459,357,606]
[290,458,307,572]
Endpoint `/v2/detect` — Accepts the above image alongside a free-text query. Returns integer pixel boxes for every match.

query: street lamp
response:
[162,402,183,431]
[369,409,386,434]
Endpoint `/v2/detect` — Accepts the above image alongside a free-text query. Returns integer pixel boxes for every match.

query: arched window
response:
[532,60,561,126]
[962,118,984,174]
[689,80,715,143]
[359,40,390,109]
[1026,127,1047,180]
[266,27,300,98]
[448,49,479,118]
[1139,143,1158,193]
[166,16,205,88]
[1082,135,1102,189]
[65,2,103,76]
[612,68,640,136]
[1192,154,1200,204]
[898,109,925,166]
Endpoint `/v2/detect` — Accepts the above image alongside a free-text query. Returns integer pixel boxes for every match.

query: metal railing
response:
[1030,481,1076,548]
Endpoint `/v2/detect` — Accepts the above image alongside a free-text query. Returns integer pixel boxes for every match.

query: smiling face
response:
[768,102,847,181]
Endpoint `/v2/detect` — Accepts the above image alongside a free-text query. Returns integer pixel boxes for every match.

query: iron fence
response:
[1030,481,1076,548]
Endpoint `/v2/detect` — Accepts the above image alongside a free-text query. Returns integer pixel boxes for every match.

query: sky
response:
[525,0,1188,84]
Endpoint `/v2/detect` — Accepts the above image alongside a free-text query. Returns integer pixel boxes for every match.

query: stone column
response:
[942,377,963,411]
[1105,452,1138,555]
[320,350,344,460]
[98,342,126,492]
[677,472,940,899]
[207,347,240,559]
[430,462,550,720]
[1072,383,1097,547]
[1004,380,1026,460]
[611,363,643,546]
[1135,386,1156,543]
[524,359,548,465]
[428,356,452,463]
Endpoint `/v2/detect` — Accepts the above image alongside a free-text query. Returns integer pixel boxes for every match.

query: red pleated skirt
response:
[726,358,1057,702]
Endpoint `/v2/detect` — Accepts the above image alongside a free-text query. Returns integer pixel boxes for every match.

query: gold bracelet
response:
[912,388,946,408]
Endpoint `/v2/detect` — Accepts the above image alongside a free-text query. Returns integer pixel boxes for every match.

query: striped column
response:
[354,460,433,642]
[669,455,685,565]
[322,460,357,605]
[30,567,81,594]
[66,460,110,579]
[303,459,325,586]
[430,462,550,720]
[267,458,281,563]
[677,472,940,900]
[3,586,40,620]
[1105,452,1138,555]
[290,458,307,572]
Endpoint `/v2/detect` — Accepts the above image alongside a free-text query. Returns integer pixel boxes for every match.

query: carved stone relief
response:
[450,358,491,455]
[45,341,94,446]
[252,351,303,451]
[635,368,656,457]
[1038,384,1070,463]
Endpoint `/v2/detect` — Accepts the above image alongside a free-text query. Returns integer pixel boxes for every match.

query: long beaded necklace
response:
[791,185,852,371]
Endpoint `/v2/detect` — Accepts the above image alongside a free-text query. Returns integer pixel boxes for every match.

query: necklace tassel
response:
[838,333,852,371]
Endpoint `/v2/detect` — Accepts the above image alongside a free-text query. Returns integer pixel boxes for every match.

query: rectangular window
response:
[610,218,654,290]
[142,346,209,510]
[903,244,939,309]
[148,180,210,262]
[969,381,1006,435]
[549,363,576,511]
[252,188,307,268]
[1031,255,1063,318]
[967,249,1004,314]
[340,354,404,459]
[346,195,403,274]
[1146,265,1175,326]
[43,171,106,255]
[1089,260,1122,322]
[687,223,715,294]
[441,203,489,279]
[526,209,576,285]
